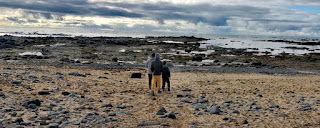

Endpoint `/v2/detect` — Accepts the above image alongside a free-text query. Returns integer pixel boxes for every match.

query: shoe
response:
[168,88,170,92]
[158,90,161,94]
[151,91,155,96]
[162,88,165,92]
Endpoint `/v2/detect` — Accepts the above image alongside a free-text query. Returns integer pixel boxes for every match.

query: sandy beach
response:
[0,63,319,128]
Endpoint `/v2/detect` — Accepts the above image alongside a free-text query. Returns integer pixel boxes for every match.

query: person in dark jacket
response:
[162,61,171,91]
[146,53,155,89]
[150,53,163,96]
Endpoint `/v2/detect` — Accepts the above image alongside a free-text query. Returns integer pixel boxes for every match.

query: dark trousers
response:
[162,77,170,90]
[148,74,152,89]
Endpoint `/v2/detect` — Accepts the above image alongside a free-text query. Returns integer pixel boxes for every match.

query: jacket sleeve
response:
[160,62,163,72]
[146,60,149,68]
[151,62,154,72]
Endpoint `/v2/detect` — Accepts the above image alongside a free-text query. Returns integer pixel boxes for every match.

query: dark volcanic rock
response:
[156,107,167,115]
[167,112,176,119]
[242,120,249,124]
[101,103,113,108]
[251,62,263,66]
[117,104,126,109]
[298,103,314,111]
[38,91,50,95]
[62,91,71,96]
[15,117,24,124]
[12,81,22,85]
[0,92,5,98]
[28,104,37,109]
[192,56,203,62]
[28,75,38,79]
[131,73,142,78]
[279,113,289,117]
[108,113,116,116]
[192,104,207,111]
[68,72,86,77]
[24,99,41,108]
[137,122,161,127]
[177,94,194,98]
[222,117,232,121]
[232,110,240,114]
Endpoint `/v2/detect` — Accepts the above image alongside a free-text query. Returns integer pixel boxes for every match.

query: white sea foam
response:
[19,52,42,56]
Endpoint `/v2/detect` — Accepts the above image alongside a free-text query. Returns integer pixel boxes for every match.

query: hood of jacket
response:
[155,53,160,60]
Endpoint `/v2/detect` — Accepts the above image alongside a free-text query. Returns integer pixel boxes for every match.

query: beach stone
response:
[101,103,113,108]
[26,99,41,106]
[73,121,80,125]
[0,92,5,98]
[130,73,141,78]
[62,91,70,96]
[55,72,63,75]
[181,99,192,103]
[61,109,70,114]
[149,97,156,100]
[269,104,280,108]
[192,104,207,110]
[28,104,37,109]
[177,94,194,98]
[160,123,170,126]
[196,112,203,115]
[103,109,111,113]
[68,72,86,77]
[15,117,24,124]
[39,114,50,120]
[28,75,38,79]
[56,117,66,124]
[222,117,232,121]
[85,112,98,118]
[98,76,108,79]
[110,117,120,122]
[48,123,59,128]
[137,122,161,127]
[279,113,289,117]
[10,112,17,117]
[298,103,313,111]
[242,120,249,124]
[167,112,176,119]
[224,100,233,103]
[197,98,208,104]
[256,94,263,97]
[232,110,240,114]
[40,121,49,126]
[182,88,192,91]
[117,104,126,109]
[156,107,167,115]
[210,106,221,114]
[108,113,116,116]
[38,91,50,95]
[12,81,21,85]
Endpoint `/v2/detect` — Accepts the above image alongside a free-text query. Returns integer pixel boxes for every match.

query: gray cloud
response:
[0,0,144,18]
[0,0,319,36]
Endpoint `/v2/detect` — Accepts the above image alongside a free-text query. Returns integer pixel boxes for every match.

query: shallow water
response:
[201,35,320,55]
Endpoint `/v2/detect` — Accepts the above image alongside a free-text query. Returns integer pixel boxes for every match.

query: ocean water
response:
[1,27,320,55]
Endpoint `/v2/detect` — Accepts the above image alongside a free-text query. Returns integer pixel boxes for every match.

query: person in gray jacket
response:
[146,53,155,89]
[151,53,163,96]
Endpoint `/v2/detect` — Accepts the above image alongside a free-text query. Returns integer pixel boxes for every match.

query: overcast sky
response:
[0,0,320,36]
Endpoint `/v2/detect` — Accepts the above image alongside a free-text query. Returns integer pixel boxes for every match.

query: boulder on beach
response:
[131,73,142,78]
